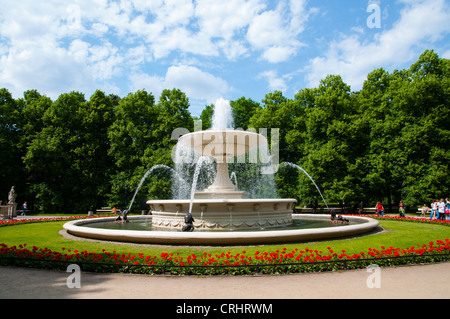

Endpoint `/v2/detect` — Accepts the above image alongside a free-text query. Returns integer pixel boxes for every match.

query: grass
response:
[1,216,450,259]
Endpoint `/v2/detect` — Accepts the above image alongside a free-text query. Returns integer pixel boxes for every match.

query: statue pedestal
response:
[0,203,17,220]
[7,203,17,219]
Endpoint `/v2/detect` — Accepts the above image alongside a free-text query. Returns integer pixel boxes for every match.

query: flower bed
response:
[1,215,450,275]
[0,215,111,227]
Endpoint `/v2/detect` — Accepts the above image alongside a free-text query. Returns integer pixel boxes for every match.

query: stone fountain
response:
[148,97,296,230]
[63,98,379,245]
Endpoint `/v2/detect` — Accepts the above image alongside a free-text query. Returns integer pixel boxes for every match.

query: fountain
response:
[147,98,296,231]
[63,98,379,245]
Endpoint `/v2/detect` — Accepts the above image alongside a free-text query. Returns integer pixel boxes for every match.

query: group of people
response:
[423,198,450,220]
[375,198,450,220]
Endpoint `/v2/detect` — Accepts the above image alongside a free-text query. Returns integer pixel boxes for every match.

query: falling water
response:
[128,164,174,211]
[230,171,238,189]
[189,156,211,214]
[280,162,329,209]
[172,144,194,199]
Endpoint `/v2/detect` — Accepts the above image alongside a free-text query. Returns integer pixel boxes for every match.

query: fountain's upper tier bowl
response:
[178,130,267,161]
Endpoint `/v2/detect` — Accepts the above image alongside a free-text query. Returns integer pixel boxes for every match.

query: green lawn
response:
[1,218,449,258]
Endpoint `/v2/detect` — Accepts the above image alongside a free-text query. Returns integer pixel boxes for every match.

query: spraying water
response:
[128,164,174,211]
[211,97,234,129]
[280,162,329,209]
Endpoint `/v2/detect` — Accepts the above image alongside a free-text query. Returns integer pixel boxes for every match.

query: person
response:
[21,201,27,216]
[358,201,364,214]
[399,200,405,211]
[430,200,437,219]
[422,204,429,217]
[398,201,406,217]
[182,212,195,232]
[399,207,406,218]
[445,198,450,220]
[375,202,384,216]
[438,199,446,221]
[312,199,318,214]
[434,199,439,219]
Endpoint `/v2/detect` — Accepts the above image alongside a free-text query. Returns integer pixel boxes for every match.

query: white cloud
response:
[0,42,96,99]
[0,0,317,100]
[246,0,310,63]
[130,65,231,114]
[305,0,450,89]
[257,70,288,92]
[164,65,230,100]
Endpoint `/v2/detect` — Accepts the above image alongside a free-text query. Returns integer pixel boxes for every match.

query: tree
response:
[230,97,261,130]
[24,91,88,213]
[248,91,304,199]
[16,90,53,209]
[396,50,449,205]
[358,50,449,209]
[199,104,214,130]
[292,75,361,206]
[108,90,158,208]
[108,89,194,210]
[0,89,25,202]
[75,90,116,209]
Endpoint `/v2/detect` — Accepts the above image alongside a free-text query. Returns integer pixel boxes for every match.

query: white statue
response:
[8,186,17,204]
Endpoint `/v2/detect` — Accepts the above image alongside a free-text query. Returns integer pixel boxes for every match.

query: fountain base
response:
[63,214,380,245]
[147,198,296,230]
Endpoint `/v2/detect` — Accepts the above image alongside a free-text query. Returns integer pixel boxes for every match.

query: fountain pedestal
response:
[194,162,247,199]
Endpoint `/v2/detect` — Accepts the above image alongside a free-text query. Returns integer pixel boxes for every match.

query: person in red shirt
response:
[376,202,384,216]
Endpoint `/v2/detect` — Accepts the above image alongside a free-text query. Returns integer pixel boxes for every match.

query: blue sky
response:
[0,0,449,116]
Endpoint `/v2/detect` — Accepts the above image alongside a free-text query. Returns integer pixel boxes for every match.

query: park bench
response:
[294,207,328,214]
[416,207,427,217]
[360,207,377,214]
[96,207,113,214]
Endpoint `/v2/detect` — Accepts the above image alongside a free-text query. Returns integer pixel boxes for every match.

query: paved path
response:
[1,262,449,299]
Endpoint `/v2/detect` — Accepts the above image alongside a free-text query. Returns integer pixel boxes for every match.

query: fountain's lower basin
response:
[63,214,379,245]
[147,198,297,230]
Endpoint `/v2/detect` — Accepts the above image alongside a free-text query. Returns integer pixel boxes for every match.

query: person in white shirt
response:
[438,199,446,221]
[430,200,438,219]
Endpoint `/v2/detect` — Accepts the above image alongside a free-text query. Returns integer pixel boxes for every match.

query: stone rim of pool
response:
[63,214,379,246]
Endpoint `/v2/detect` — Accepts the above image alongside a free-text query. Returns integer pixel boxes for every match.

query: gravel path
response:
[1,262,449,299]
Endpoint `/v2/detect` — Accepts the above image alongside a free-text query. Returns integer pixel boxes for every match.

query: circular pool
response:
[63,214,379,245]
